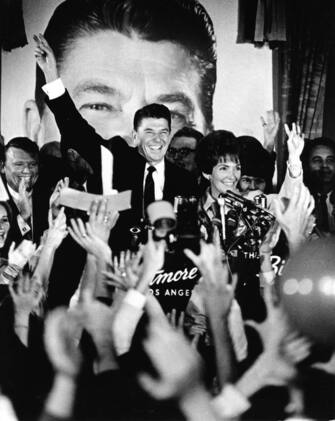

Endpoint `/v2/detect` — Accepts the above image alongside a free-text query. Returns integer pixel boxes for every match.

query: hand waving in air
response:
[33,33,59,83]
[285,123,305,163]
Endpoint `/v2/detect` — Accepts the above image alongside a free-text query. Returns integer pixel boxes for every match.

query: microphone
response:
[217,194,226,241]
[224,190,259,210]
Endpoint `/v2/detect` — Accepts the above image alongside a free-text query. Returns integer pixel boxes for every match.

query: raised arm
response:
[33,33,107,182]
[41,308,83,421]
[278,123,305,197]
[185,236,246,387]
[139,302,218,421]
[33,206,68,290]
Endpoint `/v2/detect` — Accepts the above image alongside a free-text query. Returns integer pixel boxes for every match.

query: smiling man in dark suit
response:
[1,137,49,245]
[34,34,198,251]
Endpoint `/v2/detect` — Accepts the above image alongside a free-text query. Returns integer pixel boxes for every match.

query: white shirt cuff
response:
[42,78,65,99]
[113,301,144,355]
[212,384,250,418]
[17,215,31,237]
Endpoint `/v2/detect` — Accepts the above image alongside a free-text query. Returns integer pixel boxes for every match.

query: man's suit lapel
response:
[131,154,147,219]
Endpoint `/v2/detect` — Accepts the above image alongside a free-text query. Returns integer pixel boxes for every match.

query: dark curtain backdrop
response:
[238,0,335,187]
[0,0,27,51]
[237,0,286,48]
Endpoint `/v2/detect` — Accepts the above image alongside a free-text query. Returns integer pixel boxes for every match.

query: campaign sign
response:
[149,250,200,313]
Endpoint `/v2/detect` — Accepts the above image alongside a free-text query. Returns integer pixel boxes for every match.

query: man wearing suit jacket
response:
[35,35,198,251]
[2,137,49,245]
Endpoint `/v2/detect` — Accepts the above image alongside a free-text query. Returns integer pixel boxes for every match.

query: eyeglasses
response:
[167,147,195,158]
[240,176,265,186]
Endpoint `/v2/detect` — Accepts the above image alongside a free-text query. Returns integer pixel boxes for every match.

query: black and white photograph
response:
[0,0,335,420]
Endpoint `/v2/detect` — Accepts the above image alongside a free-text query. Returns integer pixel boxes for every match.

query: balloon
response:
[280,237,335,345]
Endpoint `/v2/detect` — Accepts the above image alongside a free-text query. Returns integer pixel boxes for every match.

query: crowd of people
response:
[1,1,335,420]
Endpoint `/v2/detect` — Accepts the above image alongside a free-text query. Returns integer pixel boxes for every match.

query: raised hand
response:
[282,332,311,365]
[259,221,281,256]
[241,283,297,388]
[167,309,185,334]
[103,249,143,291]
[261,110,280,153]
[9,271,44,317]
[185,238,236,319]
[138,313,202,401]
[245,281,290,356]
[33,33,59,83]
[46,207,68,249]
[272,184,314,253]
[8,240,36,269]
[88,199,119,243]
[44,308,83,377]
[68,217,111,261]
[80,290,116,360]
[49,177,69,220]
[285,122,305,162]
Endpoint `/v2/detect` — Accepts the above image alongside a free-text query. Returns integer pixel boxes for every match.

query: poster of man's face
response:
[1,0,272,146]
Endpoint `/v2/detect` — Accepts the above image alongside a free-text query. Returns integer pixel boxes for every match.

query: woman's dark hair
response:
[238,135,275,193]
[196,130,240,175]
[0,201,13,256]
[0,201,13,227]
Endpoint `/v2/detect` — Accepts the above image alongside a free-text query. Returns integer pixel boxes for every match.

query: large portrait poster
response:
[1,0,272,147]
[0,0,273,312]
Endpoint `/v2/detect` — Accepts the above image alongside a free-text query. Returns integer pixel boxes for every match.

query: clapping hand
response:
[17,178,32,221]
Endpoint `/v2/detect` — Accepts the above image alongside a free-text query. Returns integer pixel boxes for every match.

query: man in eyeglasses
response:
[166,127,203,175]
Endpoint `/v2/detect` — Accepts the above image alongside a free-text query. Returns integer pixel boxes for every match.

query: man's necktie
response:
[316,193,329,232]
[143,166,156,214]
